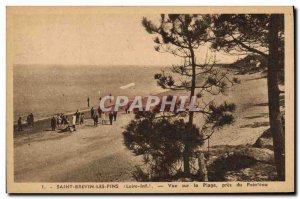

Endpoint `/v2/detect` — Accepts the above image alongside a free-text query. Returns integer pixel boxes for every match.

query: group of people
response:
[50,110,85,132]
[50,113,68,131]
[26,113,34,127]
[90,106,117,126]
[17,95,120,133]
[17,113,34,131]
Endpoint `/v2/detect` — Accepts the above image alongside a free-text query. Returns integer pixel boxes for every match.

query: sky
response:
[11,10,240,66]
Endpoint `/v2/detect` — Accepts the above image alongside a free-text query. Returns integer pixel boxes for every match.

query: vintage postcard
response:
[6,6,294,193]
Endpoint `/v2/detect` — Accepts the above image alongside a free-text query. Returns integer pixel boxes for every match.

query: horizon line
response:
[13,63,232,67]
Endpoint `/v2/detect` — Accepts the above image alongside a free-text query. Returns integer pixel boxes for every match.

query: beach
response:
[14,72,273,182]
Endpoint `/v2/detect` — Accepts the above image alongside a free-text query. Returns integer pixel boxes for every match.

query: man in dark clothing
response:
[109,112,114,125]
[27,114,31,127]
[80,113,85,125]
[125,104,130,114]
[93,112,99,127]
[75,110,80,124]
[113,111,117,121]
[87,97,90,107]
[61,114,67,125]
[65,115,69,124]
[30,113,34,127]
[90,107,94,119]
[51,116,57,131]
[98,106,102,118]
[17,117,23,131]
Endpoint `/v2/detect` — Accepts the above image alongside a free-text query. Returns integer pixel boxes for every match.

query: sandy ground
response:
[14,72,276,182]
[14,113,142,182]
[200,73,271,147]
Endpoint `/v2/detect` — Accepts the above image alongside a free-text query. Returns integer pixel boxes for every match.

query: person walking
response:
[27,114,31,127]
[75,110,80,124]
[125,104,131,114]
[57,114,62,128]
[109,112,114,125]
[93,111,99,127]
[87,97,90,107]
[65,115,69,125]
[17,117,23,131]
[61,114,66,125]
[102,111,106,120]
[72,114,76,131]
[51,116,57,131]
[30,113,34,127]
[113,111,117,121]
[98,106,102,118]
[80,113,85,125]
[90,107,94,119]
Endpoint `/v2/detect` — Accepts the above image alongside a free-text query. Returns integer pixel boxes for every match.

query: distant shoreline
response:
[13,63,234,69]
[13,64,168,68]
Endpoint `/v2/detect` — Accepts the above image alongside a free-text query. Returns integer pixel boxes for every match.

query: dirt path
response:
[14,113,142,182]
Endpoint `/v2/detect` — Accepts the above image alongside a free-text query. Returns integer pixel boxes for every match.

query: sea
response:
[13,65,165,121]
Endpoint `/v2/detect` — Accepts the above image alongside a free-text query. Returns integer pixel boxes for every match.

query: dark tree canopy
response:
[212,14,284,56]
[123,101,235,181]
[212,14,284,83]
[142,14,212,50]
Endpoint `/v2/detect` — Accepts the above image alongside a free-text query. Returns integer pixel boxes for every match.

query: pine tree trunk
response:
[267,14,285,181]
[198,153,208,181]
[183,46,196,176]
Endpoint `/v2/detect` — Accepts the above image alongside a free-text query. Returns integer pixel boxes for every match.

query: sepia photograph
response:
[6,6,294,193]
